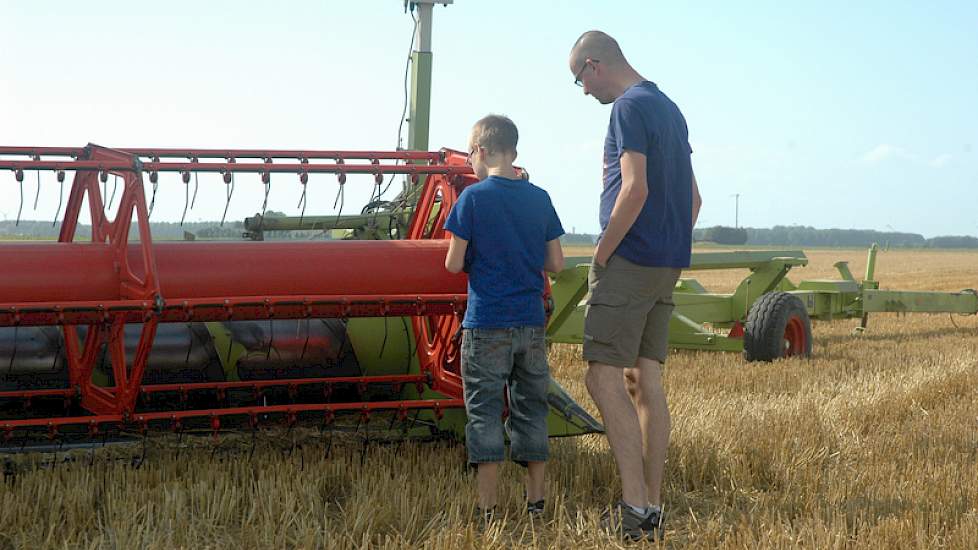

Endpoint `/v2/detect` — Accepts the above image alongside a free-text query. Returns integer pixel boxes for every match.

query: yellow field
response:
[1,248,976,549]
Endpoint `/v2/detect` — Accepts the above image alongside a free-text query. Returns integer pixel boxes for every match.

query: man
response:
[569,30,702,541]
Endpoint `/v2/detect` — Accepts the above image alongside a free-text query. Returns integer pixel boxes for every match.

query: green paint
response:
[204,322,246,382]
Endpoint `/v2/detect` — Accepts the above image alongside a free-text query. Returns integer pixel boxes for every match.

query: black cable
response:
[377,7,419,202]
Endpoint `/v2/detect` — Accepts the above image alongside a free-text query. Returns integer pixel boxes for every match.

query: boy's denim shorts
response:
[461,326,550,464]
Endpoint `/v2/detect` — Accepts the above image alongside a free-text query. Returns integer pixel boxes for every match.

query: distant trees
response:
[2,220,975,248]
[926,235,978,248]
[692,225,978,249]
[699,226,748,245]
[560,233,597,245]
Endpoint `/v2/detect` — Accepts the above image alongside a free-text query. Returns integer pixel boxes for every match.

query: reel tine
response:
[147,158,160,219]
[180,170,191,226]
[257,157,272,233]
[52,170,65,226]
[220,157,235,226]
[265,319,274,361]
[100,170,107,211]
[2,457,15,486]
[107,174,118,211]
[190,158,200,209]
[360,411,371,467]
[321,410,335,460]
[133,429,148,469]
[175,423,184,460]
[299,318,311,362]
[89,436,98,467]
[248,415,258,462]
[32,159,41,211]
[53,433,64,469]
[14,169,24,226]
[395,409,422,456]
[298,159,309,223]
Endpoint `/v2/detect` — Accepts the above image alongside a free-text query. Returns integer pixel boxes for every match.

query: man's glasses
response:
[574,58,598,87]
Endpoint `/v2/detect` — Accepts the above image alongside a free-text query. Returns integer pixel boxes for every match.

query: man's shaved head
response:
[570,30,626,67]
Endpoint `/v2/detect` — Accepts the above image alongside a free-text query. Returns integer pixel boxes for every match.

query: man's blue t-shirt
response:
[443,176,564,329]
[602,81,693,268]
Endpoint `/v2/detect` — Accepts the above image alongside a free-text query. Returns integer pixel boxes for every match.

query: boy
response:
[443,114,565,520]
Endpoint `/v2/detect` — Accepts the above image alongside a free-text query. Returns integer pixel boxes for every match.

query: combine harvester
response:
[2,144,973,449]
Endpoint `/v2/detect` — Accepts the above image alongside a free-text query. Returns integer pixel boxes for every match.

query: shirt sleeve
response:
[684,117,693,155]
[611,98,650,158]
[443,189,473,240]
[545,195,565,241]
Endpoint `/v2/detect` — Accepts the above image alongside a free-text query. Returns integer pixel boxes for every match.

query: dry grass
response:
[1,249,976,549]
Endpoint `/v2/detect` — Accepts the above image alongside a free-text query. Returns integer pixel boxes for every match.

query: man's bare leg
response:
[623,357,669,506]
[586,361,648,508]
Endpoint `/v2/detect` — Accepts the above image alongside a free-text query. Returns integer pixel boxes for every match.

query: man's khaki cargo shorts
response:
[582,254,681,368]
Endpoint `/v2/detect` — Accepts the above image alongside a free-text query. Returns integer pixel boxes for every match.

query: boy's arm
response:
[692,170,702,228]
[445,233,468,274]
[544,238,564,273]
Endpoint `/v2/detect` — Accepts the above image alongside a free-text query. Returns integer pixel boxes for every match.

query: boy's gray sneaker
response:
[475,506,500,531]
[526,498,545,517]
[599,500,658,542]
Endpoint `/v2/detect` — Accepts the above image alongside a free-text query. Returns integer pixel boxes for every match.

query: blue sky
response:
[2,1,976,237]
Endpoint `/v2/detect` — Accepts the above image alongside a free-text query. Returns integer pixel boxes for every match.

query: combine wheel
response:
[743,292,812,362]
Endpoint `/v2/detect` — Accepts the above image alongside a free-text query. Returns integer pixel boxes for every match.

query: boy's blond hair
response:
[471,115,518,155]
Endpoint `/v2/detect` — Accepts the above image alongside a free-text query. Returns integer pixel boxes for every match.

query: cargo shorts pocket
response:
[584,291,629,344]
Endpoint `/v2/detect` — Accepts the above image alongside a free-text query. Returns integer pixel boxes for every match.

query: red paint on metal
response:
[783,316,808,357]
[0,240,465,303]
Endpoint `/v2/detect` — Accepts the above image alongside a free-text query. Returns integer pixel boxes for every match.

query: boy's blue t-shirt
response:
[602,81,693,268]
[443,176,564,329]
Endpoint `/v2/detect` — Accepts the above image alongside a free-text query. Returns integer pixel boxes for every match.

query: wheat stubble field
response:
[1,248,976,549]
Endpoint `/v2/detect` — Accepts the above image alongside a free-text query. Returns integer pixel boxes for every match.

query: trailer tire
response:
[744,292,812,362]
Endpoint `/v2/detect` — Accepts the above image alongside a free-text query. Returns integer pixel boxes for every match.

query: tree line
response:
[693,225,978,248]
[3,219,975,249]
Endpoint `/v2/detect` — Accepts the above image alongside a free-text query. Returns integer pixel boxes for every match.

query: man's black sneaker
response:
[599,500,657,542]
[526,498,545,517]
[639,506,663,542]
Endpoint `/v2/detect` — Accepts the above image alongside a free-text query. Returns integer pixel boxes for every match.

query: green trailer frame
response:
[548,244,977,356]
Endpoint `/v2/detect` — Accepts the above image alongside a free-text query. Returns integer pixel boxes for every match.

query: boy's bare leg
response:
[525,461,546,502]
[586,361,648,508]
[623,357,669,506]
[477,462,500,509]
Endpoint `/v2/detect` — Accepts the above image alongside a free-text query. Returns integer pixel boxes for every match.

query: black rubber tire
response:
[743,291,813,362]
